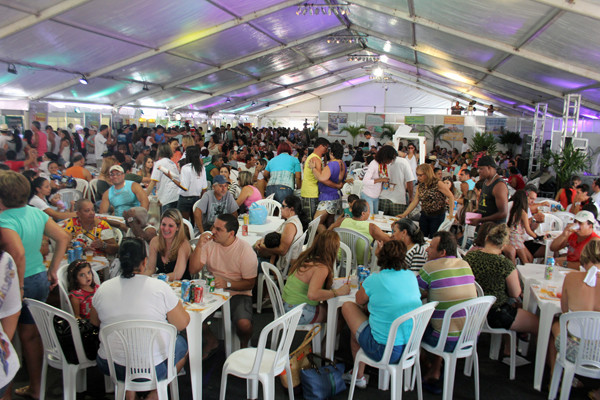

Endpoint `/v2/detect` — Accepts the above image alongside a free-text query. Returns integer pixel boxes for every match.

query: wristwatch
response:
[226,281,232,288]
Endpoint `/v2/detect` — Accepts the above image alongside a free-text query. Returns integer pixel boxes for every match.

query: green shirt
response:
[282,272,319,306]
[0,206,49,278]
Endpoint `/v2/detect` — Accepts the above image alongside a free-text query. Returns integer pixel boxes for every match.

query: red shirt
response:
[559,188,576,209]
[509,174,525,190]
[567,231,600,262]
[4,160,24,172]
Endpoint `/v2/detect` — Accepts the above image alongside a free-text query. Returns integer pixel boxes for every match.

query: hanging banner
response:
[404,116,425,125]
[443,116,464,125]
[29,101,48,125]
[327,113,348,136]
[85,113,100,128]
[485,118,507,133]
[5,116,24,131]
[365,114,385,134]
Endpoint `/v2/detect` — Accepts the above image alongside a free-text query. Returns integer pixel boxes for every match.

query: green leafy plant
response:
[340,124,366,145]
[381,124,397,140]
[424,125,451,148]
[498,129,522,155]
[542,142,590,188]
[470,132,497,155]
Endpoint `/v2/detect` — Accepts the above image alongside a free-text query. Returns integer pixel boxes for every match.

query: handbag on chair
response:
[300,353,346,400]
[279,325,321,389]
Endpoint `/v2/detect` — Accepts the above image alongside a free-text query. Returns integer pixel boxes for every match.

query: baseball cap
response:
[102,150,114,158]
[574,211,596,225]
[74,124,83,131]
[478,155,497,168]
[0,124,9,133]
[213,175,228,185]
[109,165,124,174]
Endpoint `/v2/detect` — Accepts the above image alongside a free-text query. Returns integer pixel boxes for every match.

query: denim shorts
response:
[282,301,319,325]
[97,334,188,381]
[356,321,405,363]
[422,325,457,352]
[21,271,50,324]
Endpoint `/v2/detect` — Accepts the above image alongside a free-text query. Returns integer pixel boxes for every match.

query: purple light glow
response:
[581,114,599,120]
[344,76,370,86]
[540,76,585,90]
[517,104,536,113]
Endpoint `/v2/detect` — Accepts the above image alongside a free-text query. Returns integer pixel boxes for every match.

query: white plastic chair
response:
[474,282,516,380]
[420,296,496,400]
[257,231,306,314]
[348,302,439,400]
[549,311,600,400]
[25,299,100,400]
[334,227,370,268]
[89,178,100,202]
[261,262,323,354]
[219,304,304,400]
[265,193,275,200]
[552,211,574,227]
[255,198,282,217]
[100,320,180,400]
[57,264,101,316]
[181,218,194,239]
[536,213,563,234]
[73,178,89,198]
[304,218,320,248]
[335,242,353,278]
[113,228,123,245]
[58,188,83,208]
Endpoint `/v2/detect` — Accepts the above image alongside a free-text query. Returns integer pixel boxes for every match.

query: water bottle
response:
[545,257,555,280]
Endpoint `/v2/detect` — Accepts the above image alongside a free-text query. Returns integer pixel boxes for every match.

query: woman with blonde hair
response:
[464,224,538,333]
[398,163,455,238]
[282,231,351,324]
[147,209,192,281]
[137,155,153,185]
[236,170,262,212]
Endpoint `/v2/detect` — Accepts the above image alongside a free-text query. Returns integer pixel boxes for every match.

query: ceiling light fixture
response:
[226,97,231,103]
[142,82,149,91]
[327,34,367,45]
[347,54,380,62]
[296,3,350,16]
[79,75,88,85]
[251,101,256,106]
[7,64,17,75]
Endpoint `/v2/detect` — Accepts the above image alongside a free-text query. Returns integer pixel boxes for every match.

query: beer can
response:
[243,214,249,225]
[206,274,216,293]
[74,246,83,260]
[193,286,204,303]
[157,273,168,282]
[242,224,248,236]
[181,280,191,302]
[357,265,366,284]
[67,249,76,263]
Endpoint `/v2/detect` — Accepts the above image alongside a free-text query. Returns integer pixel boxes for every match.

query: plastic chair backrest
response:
[89,179,99,202]
[261,262,286,319]
[74,178,89,197]
[434,296,496,357]
[250,305,304,377]
[57,264,101,315]
[181,218,194,239]
[305,218,320,248]
[255,199,282,217]
[336,242,353,278]
[277,231,307,278]
[58,188,83,207]
[100,320,177,390]
[542,213,563,232]
[379,302,438,366]
[334,227,370,267]
[113,228,123,245]
[24,298,92,365]
[192,199,202,214]
[266,193,275,200]
[558,311,600,372]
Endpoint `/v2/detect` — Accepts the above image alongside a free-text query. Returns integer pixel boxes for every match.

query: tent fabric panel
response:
[136,88,208,108]
[210,0,286,16]
[0,5,29,28]
[411,53,488,82]
[174,24,279,66]
[295,75,347,92]
[110,53,212,85]
[413,0,552,47]
[183,70,252,93]
[293,39,360,61]
[46,78,143,104]
[523,12,600,72]
[581,89,600,106]
[0,68,72,98]
[0,20,145,73]
[251,7,342,42]
[415,24,506,67]
[232,49,308,78]
[348,8,413,40]
[57,0,233,47]
[366,37,418,63]
[272,66,330,85]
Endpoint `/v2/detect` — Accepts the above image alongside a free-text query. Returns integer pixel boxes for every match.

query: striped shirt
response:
[407,243,428,271]
[417,257,477,343]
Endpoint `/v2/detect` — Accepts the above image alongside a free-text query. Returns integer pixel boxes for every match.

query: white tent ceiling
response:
[1,0,600,118]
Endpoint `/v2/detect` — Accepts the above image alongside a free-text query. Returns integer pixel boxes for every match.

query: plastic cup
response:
[378,211,384,217]
[86,251,94,262]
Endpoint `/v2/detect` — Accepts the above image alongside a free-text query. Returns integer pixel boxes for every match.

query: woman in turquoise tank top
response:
[282,231,351,325]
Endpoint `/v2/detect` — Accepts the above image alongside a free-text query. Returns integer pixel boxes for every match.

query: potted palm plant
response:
[340,124,366,146]
[542,142,590,189]
[470,132,497,156]
[424,125,451,148]
[498,129,522,155]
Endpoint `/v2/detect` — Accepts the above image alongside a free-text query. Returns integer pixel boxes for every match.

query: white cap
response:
[74,124,84,131]
[574,210,596,224]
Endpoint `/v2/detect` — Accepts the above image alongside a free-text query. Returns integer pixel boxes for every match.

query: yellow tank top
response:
[301,152,321,198]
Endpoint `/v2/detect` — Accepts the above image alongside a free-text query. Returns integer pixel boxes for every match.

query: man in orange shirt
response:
[64,154,92,181]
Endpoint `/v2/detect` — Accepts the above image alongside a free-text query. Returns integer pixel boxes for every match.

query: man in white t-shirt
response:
[364,131,378,148]
[591,178,600,205]
[461,137,470,154]
[94,125,114,167]
[146,144,180,212]
[190,214,257,349]
[379,154,415,216]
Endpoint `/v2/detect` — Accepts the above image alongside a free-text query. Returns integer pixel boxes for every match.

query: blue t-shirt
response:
[108,180,141,217]
[265,153,301,189]
[363,269,422,346]
[0,206,49,278]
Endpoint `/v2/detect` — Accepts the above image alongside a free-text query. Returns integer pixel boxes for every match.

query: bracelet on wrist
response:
[331,288,337,297]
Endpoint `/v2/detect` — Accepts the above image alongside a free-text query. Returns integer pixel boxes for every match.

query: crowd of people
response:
[0,119,599,399]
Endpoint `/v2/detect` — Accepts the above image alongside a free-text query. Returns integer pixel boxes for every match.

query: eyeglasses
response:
[416,173,424,177]
[109,172,123,177]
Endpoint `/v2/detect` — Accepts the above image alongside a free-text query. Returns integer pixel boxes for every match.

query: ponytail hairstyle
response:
[118,238,147,279]
[393,218,426,245]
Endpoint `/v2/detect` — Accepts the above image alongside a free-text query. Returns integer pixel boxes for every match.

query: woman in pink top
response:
[236,171,263,212]
[360,145,398,215]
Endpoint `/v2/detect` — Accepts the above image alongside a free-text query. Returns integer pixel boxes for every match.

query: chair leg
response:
[509,333,516,380]
[247,379,259,399]
[156,382,169,400]
[442,357,457,400]
[473,351,480,400]
[378,369,390,390]
[559,366,575,400]
[285,363,295,400]
[415,360,424,400]
[63,365,77,400]
[348,360,360,400]
[262,376,276,400]
[390,368,401,400]
[75,368,87,393]
[489,334,502,360]
[548,362,563,400]
[257,274,264,314]
[116,382,126,400]
[169,375,180,400]
[39,359,48,400]
[219,371,228,400]
[104,375,114,393]
[464,354,473,377]
[312,329,321,356]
